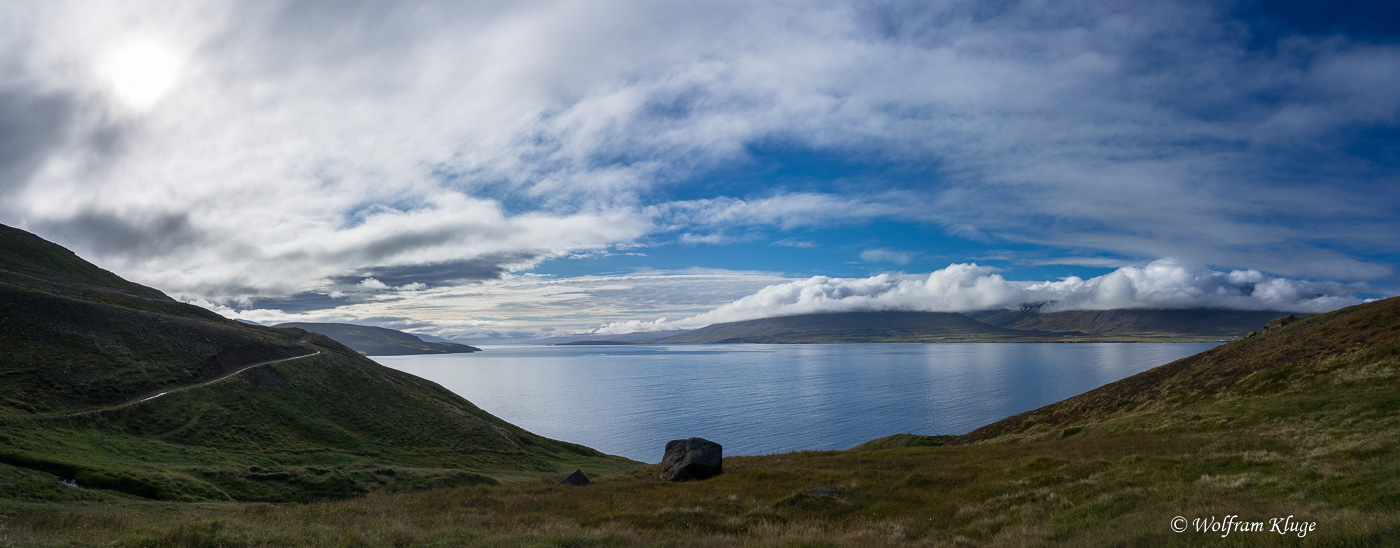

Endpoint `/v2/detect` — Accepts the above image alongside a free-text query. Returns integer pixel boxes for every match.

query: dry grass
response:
[4,406,1397,547]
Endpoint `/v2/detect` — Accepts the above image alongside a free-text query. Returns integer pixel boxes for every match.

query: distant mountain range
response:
[273,322,481,356]
[651,311,1037,344]
[620,308,1295,344]
[547,330,690,345]
[562,330,691,344]
[966,307,1293,336]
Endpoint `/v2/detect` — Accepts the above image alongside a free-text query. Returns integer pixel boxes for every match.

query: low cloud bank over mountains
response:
[598,260,1363,334]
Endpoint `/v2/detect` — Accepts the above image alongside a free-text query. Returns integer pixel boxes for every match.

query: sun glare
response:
[102,41,181,109]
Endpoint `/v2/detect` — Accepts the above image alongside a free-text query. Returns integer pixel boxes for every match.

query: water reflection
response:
[373,342,1218,462]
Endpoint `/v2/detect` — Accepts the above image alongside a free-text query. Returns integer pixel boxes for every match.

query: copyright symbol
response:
[1171,516,1188,533]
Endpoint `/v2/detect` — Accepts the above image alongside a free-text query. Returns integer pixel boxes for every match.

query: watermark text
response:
[1170,515,1316,538]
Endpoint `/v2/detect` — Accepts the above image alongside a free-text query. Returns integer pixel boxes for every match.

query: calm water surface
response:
[373,343,1218,462]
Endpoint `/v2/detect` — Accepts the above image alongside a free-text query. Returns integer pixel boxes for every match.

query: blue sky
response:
[1,0,1397,339]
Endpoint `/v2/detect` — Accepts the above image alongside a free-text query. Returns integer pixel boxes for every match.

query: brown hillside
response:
[956,296,1400,444]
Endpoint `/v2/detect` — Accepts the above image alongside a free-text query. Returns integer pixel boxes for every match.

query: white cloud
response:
[597,260,1366,333]
[678,232,733,246]
[356,278,388,291]
[860,248,915,265]
[328,277,425,297]
[773,238,817,248]
[199,268,791,340]
[187,301,356,327]
[26,190,650,301]
[1029,257,1138,268]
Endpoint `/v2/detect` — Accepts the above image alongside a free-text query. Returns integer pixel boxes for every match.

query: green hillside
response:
[0,228,309,416]
[273,322,481,356]
[0,224,631,502]
[0,224,159,297]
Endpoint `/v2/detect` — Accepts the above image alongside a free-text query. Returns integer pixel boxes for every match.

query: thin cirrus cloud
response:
[0,0,1394,337]
[860,248,916,265]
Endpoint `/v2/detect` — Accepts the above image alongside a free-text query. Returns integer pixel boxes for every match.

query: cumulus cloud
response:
[595,260,1365,333]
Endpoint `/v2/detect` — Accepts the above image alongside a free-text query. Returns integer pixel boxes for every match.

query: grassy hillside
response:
[273,322,481,356]
[0,224,159,298]
[956,298,1398,444]
[651,311,1042,343]
[0,229,310,416]
[5,298,1395,545]
[850,433,956,451]
[0,224,632,502]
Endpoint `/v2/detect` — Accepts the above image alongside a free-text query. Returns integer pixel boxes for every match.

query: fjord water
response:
[373,343,1218,462]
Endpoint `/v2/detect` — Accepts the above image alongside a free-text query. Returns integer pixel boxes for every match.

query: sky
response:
[2,0,1397,341]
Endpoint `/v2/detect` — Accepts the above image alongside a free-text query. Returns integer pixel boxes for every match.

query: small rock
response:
[1057,427,1082,439]
[805,487,839,497]
[1265,315,1296,330]
[559,469,590,486]
[659,437,723,482]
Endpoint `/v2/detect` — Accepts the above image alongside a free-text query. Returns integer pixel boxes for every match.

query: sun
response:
[101,41,181,109]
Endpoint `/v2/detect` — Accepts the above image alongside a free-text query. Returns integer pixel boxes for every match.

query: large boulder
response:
[559,469,590,486]
[660,437,723,481]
